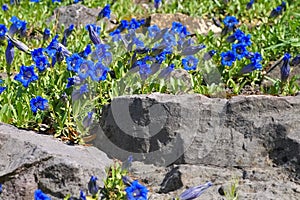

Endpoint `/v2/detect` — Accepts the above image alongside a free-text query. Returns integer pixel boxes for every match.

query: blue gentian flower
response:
[6,36,30,53]
[223,16,239,28]
[66,53,84,72]
[83,112,94,128]
[30,96,49,113]
[66,77,74,88]
[155,50,171,64]
[43,28,51,41]
[281,53,291,82]
[163,31,177,47]
[148,25,160,38]
[61,24,74,46]
[9,16,27,37]
[246,0,254,10]
[221,51,236,66]
[270,6,282,18]
[78,60,93,79]
[240,61,262,74]
[0,183,2,194]
[182,55,199,70]
[34,56,50,72]
[0,86,6,94]
[14,65,38,87]
[181,44,206,56]
[125,180,148,200]
[158,63,175,78]
[87,175,98,196]
[5,40,14,65]
[80,190,86,200]
[79,83,89,94]
[79,44,92,58]
[249,52,262,63]
[128,18,140,30]
[179,182,212,200]
[30,0,40,2]
[52,0,61,3]
[2,4,8,11]
[291,54,300,66]
[98,4,111,19]
[34,189,51,200]
[203,50,217,61]
[232,43,248,60]
[91,44,110,61]
[110,28,122,42]
[137,60,151,80]
[154,0,161,9]
[90,62,109,81]
[226,29,244,43]
[85,24,101,45]
[0,24,7,40]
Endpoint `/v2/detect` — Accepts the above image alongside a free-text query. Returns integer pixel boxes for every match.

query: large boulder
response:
[0,123,112,200]
[91,93,300,199]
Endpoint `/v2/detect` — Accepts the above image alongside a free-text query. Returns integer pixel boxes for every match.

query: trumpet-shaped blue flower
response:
[223,16,239,28]
[66,77,74,88]
[179,182,212,200]
[61,24,74,46]
[83,112,94,128]
[14,65,38,87]
[0,86,6,94]
[125,180,148,200]
[154,0,161,9]
[66,53,84,72]
[2,4,8,11]
[79,44,92,58]
[80,190,86,200]
[181,44,206,56]
[281,53,291,82]
[0,24,7,40]
[85,24,101,45]
[158,64,175,78]
[9,16,27,37]
[90,62,109,82]
[78,60,93,79]
[182,55,198,70]
[91,44,110,61]
[30,96,49,113]
[148,25,160,38]
[221,51,236,66]
[203,50,217,61]
[43,28,51,40]
[34,189,51,200]
[98,4,111,19]
[88,175,98,196]
[240,61,262,74]
[246,0,254,10]
[232,43,248,60]
[5,40,14,65]
[291,55,300,66]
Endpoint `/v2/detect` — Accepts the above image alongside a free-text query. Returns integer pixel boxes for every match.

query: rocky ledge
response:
[1,94,300,199]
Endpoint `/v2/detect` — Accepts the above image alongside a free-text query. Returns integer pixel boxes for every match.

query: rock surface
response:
[91,93,300,199]
[47,4,117,31]
[0,123,112,200]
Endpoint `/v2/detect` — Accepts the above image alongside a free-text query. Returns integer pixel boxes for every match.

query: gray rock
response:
[91,93,300,199]
[0,123,112,200]
[47,4,117,31]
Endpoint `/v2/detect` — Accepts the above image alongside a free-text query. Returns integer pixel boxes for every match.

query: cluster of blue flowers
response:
[220,16,263,75]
